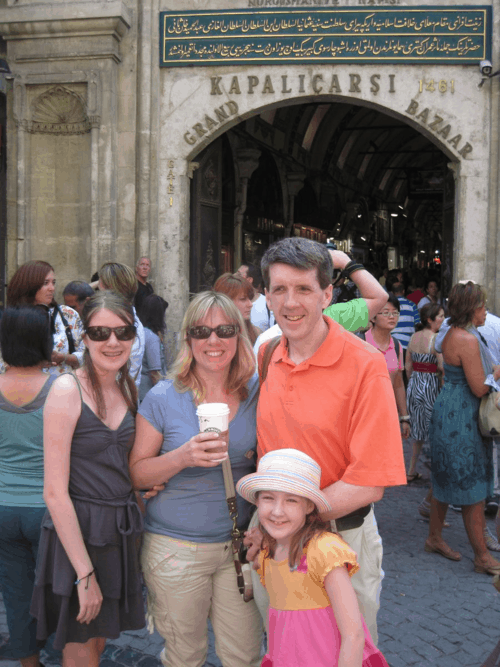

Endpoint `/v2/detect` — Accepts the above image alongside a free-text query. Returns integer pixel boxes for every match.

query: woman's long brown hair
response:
[80,291,138,419]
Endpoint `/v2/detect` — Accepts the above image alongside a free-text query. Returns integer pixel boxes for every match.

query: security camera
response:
[480,60,493,76]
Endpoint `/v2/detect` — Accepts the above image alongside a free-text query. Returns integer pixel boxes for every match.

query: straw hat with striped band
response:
[236,449,331,514]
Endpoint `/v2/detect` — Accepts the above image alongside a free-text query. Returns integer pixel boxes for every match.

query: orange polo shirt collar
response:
[273,316,344,369]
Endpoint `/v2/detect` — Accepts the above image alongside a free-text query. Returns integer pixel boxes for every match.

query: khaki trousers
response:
[250,507,384,646]
[141,532,263,667]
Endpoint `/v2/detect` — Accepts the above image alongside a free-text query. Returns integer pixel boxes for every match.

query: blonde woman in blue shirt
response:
[130,291,262,667]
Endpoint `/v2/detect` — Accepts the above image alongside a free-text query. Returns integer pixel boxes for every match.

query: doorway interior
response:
[190,100,455,294]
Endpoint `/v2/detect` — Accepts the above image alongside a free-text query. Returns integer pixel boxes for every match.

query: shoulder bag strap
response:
[221,457,238,531]
[221,456,254,601]
[259,336,281,385]
[55,305,76,355]
[392,336,401,360]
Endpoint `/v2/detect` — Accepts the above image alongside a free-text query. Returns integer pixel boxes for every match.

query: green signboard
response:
[160,6,491,66]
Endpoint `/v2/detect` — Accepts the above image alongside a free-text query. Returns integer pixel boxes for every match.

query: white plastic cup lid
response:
[196,403,230,417]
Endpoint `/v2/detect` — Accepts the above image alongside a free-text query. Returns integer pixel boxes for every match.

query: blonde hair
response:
[99,262,137,303]
[169,291,256,402]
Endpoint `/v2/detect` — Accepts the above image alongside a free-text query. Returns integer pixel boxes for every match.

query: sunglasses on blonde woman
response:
[187,324,239,339]
[85,325,136,342]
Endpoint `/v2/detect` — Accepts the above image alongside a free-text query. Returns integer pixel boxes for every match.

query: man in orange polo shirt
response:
[253,237,406,645]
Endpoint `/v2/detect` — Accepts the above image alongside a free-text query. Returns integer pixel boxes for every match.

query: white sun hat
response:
[236,449,331,514]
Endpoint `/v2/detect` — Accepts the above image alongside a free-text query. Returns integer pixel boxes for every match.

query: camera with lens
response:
[480,60,493,76]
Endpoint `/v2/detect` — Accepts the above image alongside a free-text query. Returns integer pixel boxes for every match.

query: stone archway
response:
[157,64,490,330]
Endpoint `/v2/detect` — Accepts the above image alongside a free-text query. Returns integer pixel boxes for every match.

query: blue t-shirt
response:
[138,376,258,542]
[392,296,420,349]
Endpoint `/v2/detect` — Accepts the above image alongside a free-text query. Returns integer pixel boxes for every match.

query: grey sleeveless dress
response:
[30,388,145,650]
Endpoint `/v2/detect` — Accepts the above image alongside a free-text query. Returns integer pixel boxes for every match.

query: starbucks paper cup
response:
[196,403,230,435]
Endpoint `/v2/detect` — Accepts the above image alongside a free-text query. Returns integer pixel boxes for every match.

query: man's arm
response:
[320,354,407,520]
[320,480,384,521]
[328,250,388,320]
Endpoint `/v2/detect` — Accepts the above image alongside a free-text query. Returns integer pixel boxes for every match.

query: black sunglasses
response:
[85,325,136,342]
[187,324,239,339]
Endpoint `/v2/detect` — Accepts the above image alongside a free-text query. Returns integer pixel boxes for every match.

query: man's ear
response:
[322,283,333,309]
[265,288,272,310]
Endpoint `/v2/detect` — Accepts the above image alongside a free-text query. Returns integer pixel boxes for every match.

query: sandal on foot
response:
[474,559,500,575]
[424,540,462,561]
[485,528,500,552]
[407,472,423,482]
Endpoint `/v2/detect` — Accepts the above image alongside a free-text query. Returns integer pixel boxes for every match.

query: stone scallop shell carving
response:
[29,85,91,135]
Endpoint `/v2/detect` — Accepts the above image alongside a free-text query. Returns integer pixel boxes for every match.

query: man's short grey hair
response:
[62,280,95,303]
[261,237,333,290]
[136,256,151,268]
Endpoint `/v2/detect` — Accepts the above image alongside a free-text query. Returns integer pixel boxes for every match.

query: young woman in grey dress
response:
[31,291,145,666]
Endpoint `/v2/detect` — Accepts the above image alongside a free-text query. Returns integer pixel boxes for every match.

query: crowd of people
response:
[0,240,498,667]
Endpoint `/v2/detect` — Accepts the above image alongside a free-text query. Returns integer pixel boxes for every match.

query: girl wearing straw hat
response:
[237,449,389,667]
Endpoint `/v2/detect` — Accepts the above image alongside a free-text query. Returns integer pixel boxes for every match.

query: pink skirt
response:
[261,606,389,667]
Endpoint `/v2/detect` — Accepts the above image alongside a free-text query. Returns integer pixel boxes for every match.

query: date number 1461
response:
[419,80,455,93]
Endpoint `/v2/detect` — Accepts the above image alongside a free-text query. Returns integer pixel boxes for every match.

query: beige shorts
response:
[141,531,263,667]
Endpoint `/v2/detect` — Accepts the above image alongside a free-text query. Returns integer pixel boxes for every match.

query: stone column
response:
[89,115,101,275]
[234,148,260,268]
[285,172,306,237]
[135,0,157,261]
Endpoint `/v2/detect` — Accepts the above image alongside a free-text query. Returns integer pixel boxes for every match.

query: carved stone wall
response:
[0,1,134,301]
[29,85,93,135]
[0,0,499,329]
[27,84,91,285]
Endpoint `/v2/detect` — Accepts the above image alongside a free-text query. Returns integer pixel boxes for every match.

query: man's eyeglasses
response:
[187,324,239,339]
[85,325,136,341]
[379,311,399,318]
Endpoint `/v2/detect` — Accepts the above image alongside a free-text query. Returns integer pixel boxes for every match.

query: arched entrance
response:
[188,100,455,299]
[157,65,490,331]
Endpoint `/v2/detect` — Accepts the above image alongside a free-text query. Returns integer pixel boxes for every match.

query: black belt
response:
[335,504,372,532]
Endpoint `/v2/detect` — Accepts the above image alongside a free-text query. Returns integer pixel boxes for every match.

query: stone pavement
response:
[1,438,500,666]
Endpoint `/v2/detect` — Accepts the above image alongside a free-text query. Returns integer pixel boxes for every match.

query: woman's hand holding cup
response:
[191,403,231,468]
[182,432,228,468]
